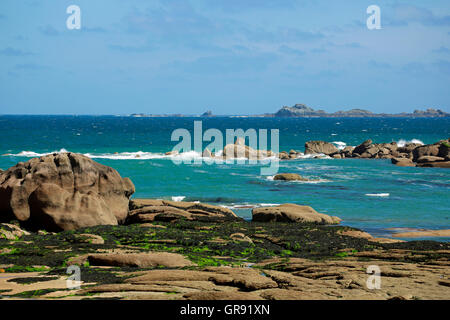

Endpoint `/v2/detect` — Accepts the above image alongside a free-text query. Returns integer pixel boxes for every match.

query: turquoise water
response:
[0,115,449,240]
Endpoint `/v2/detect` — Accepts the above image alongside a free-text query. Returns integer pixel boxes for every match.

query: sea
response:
[0,115,449,241]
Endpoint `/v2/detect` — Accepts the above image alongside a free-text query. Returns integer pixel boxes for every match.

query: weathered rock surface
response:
[416,156,445,163]
[413,144,440,161]
[87,252,195,268]
[352,139,373,155]
[392,229,450,238]
[1,219,449,300]
[284,138,449,168]
[0,153,135,231]
[73,233,105,244]
[391,158,415,167]
[273,173,308,181]
[417,161,450,168]
[230,233,253,243]
[252,204,341,225]
[222,138,273,160]
[304,141,339,155]
[127,199,239,223]
[0,223,30,240]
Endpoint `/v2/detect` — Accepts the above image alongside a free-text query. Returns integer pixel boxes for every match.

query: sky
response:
[0,0,449,115]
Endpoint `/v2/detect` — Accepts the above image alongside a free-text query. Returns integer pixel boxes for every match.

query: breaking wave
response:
[332,141,347,150]
[397,139,424,147]
[4,149,276,162]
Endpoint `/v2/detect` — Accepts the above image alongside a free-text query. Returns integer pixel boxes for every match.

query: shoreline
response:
[0,154,449,300]
[1,213,449,300]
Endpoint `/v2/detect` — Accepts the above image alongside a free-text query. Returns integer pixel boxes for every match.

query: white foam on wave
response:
[365,193,390,197]
[5,149,211,161]
[292,178,332,184]
[4,149,294,165]
[171,196,186,202]
[84,151,166,160]
[297,153,332,159]
[220,203,279,210]
[332,141,347,150]
[9,148,69,158]
[397,139,424,147]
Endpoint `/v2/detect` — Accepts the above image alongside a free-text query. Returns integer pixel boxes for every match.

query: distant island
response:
[129,104,449,118]
[271,104,449,118]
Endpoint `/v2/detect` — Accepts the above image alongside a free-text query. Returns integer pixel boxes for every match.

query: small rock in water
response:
[273,173,308,181]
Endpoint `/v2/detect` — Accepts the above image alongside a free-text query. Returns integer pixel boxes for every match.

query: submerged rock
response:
[417,161,450,168]
[391,158,415,167]
[416,156,445,163]
[273,173,308,181]
[0,153,135,231]
[252,204,341,225]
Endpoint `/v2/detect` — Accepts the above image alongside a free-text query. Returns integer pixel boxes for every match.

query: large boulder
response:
[438,140,450,159]
[223,142,258,159]
[304,141,339,155]
[222,138,272,160]
[412,144,440,161]
[127,199,239,223]
[416,156,445,163]
[352,140,372,156]
[87,252,195,268]
[252,204,341,225]
[0,153,135,231]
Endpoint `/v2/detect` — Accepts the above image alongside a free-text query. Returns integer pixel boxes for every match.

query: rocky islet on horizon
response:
[272,104,449,118]
[128,104,449,118]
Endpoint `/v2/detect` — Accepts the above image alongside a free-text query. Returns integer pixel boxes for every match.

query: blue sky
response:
[0,0,449,115]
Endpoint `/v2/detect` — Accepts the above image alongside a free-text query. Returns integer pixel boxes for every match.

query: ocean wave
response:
[332,141,347,150]
[297,153,332,159]
[7,148,70,158]
[84,151,167,160]
[4,149,276,163]
[397,139,424,147]
[220,203,279,210]
[292,178,332,184]
[171,196,186,202]
[365,193,390,197]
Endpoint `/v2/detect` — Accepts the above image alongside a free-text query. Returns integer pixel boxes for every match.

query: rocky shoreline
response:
[201,137,450,169]
[164,135,450,169]
[0,153,449,300]
[280,138,450,167]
